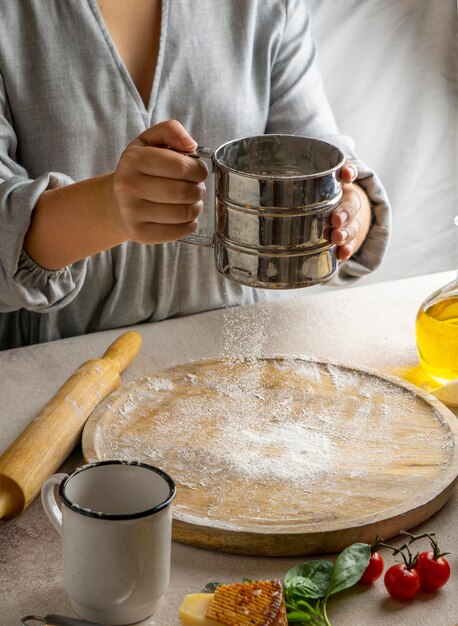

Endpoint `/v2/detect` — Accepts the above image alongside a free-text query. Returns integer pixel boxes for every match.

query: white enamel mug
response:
[41,461,176,625]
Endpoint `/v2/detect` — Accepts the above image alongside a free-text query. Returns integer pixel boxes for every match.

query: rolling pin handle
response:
[41,473,66,535]
[102,331,142,373]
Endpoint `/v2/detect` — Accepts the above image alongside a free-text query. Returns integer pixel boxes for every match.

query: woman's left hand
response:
[331,162,372,261]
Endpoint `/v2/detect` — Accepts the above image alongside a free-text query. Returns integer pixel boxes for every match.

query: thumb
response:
[137,119,197,152]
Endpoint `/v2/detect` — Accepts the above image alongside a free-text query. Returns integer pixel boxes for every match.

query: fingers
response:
[137,119,197,152]
[113,174,206,241]
[119,172,206,205]
[331,201,362,261]
[124,218,200,245]
[340,161,358,184]
[144,219,200,243]
[112,120,210,244]
[331,177,364,261]
[334,234,358,262]
[331,195,361,231]
[125,144,208,183]
[123,199,204,225]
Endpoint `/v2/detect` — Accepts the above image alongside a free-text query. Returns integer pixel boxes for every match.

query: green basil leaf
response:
[203,581,223,593]
[286,610,312,623]
[325,543,371,598]
[284,560,334,599]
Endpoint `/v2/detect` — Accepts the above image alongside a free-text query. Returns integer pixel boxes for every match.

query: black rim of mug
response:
[58,460,176,520]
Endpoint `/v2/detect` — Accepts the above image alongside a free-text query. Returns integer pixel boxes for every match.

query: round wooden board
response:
[82,358,458,556]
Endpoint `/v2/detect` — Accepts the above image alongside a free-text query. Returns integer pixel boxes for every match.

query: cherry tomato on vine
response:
[415,551,451,591]
[384,564,420,601]
[360,551,384,585]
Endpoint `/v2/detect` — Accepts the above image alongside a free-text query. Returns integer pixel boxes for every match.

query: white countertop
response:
[1,271,457,626]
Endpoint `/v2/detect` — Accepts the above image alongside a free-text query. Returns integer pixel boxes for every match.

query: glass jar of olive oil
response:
[416,217,458,383]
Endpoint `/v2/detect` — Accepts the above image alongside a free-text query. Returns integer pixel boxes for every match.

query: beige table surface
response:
[1,271,457,626]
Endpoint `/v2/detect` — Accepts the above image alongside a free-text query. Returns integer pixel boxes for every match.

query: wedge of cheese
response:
[179,593,221,626]
[179,580,287,626]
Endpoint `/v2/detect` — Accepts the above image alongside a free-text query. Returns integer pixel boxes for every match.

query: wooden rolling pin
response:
[0,331,142,520]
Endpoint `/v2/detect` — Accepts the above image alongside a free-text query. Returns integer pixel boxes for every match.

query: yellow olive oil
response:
[416,296,458,382]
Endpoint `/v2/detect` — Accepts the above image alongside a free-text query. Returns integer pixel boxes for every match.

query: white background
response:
[307,0,457,283]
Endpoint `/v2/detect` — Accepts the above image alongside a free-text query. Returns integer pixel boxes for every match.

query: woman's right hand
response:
[110,119,209,244]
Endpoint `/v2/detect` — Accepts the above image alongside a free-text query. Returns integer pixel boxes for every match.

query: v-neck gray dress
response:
[0,0,390,349]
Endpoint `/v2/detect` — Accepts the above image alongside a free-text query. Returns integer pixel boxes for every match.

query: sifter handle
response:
[179,145,215,247]
[22,615,105,626]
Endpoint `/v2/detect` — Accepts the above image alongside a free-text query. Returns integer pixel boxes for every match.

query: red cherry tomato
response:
[415,551,451,591]
[360,551,384,585]
[384,563,420,601]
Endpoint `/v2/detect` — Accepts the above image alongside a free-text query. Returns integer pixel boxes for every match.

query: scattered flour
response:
[88,297,455,530]
[93,354,455,531]
[221,303,272,363]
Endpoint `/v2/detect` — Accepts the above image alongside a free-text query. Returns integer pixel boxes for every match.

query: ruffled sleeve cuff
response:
[13,247,88,311]
[0,172,88,312]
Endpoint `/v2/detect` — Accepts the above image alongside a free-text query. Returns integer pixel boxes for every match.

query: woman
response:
[0,0,390,349]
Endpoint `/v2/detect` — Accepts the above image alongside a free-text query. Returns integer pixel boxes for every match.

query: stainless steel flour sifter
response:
[183,134,346,289]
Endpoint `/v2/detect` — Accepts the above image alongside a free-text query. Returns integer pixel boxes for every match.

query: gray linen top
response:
[0,0,390,349]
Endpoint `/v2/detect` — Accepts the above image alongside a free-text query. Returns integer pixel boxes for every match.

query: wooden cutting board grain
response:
[82,358,458,556]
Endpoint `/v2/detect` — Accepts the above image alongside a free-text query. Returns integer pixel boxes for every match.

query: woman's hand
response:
[25,120,209,270]
[110,119,209,244]
[330,162,371,261]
